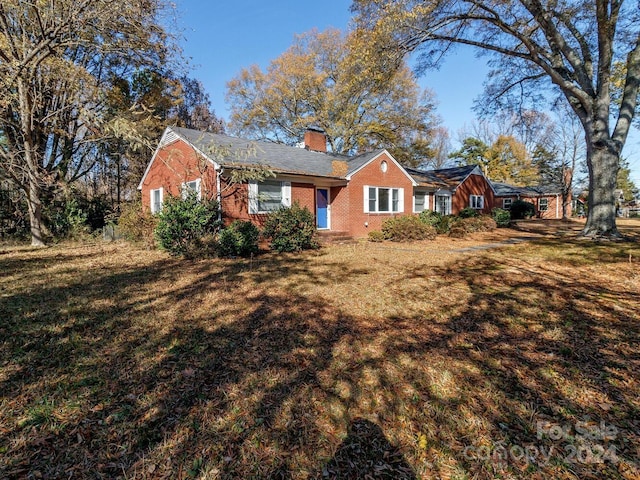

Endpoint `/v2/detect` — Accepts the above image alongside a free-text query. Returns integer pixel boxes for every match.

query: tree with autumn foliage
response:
[226,28,444,166]
[353,0,640,238]
[451,135,539,185]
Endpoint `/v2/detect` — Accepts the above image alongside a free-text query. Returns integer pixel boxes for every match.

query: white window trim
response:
[503,198,513,209]
[150,187,163,214]
[434,193,451,215]
[181,178,202,200]
[248,180,291,214]
[539,198,549,211]
[363,185,404,214]
[470,195,485,209]
[413,190,430,213]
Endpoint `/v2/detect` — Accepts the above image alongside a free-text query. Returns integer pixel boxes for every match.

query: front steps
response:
[316,230,354,244]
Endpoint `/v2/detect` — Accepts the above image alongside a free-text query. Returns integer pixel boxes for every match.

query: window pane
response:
[415,193,425,211]
[258,181,282,212]
[369,187,376,212]
[378,188,390,212]
[392,189,399,212]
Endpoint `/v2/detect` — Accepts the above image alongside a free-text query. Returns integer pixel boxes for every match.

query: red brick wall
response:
[346,152,415,237]
[140,140,217,210]
[330,186,350,232]
[453,174,495,215]
[491,194,572,219]
[221,179,316,227]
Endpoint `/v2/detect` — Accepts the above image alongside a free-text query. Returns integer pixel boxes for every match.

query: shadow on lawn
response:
[0,241,638,479]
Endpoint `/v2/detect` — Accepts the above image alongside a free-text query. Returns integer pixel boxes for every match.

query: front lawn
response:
[1,228,638,479]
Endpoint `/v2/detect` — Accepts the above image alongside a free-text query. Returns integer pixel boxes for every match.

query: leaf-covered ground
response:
[1,220,639,479]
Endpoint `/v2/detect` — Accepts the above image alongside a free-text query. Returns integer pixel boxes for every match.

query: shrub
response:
[154,193,221,257]
[478,215,498,231]
[510,199,536,219]
[492,208,511,227]
[435,215,457,234]
[458,207,480,218]
[263,202,318,253]
[118,200,158,248]
[418,210,442,227]
[217,220,260,257]
[381,215,437,241]
[368,230,384,242]
[448,215,497,238]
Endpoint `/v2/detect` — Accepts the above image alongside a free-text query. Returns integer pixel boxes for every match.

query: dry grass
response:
[1,221,639,479]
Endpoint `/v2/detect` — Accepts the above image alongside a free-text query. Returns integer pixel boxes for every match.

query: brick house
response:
[138,126,418,238]
[491,182,571,219]
[138,126,568,238]
[406,165,496,216]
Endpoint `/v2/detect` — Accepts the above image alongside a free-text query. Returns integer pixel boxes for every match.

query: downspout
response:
[556,194,560,219]
[216,165,223,223]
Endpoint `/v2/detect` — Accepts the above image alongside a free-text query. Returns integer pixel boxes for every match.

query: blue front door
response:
[316,188,329,229]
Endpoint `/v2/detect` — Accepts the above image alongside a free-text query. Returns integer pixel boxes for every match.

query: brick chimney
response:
[304,126,327,153]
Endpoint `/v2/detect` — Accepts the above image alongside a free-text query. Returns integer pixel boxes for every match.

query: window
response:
[503,198,513,209]
[248,180,291,214]
[181,178,201,200]
[150,188,163,214]
[364,186,404,213]
[413,190,429,213]
[435,194,451,215]
[470,195,484,209]
[539,198,548,211]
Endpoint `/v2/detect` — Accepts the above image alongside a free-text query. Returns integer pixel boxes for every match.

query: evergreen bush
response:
[262,202,318,252]
[154,193,221,256]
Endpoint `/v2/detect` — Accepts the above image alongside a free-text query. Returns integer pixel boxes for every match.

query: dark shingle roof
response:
[404,167,449,188]
[407,164,481,189]
[491,181,563,196]
[171,126,379,179]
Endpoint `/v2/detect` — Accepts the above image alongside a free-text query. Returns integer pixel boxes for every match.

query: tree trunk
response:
[27,174,46,247]
[18,79,46,247]
[582,145,620,238]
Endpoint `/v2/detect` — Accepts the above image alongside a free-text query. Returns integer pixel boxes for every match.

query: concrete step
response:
[316,230,354,244]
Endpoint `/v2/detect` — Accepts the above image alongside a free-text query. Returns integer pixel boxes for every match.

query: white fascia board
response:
[346,150,418,186]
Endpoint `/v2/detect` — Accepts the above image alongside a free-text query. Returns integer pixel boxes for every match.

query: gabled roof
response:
[171,126,350,178]
[430,165,483,188]
[139,126,418,188]
[407,164,489,191]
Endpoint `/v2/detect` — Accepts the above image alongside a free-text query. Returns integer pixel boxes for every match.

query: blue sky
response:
[174,0,639,186]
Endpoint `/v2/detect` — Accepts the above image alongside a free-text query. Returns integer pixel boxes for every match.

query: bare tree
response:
[353,0,640,237]
[0,0,173,245]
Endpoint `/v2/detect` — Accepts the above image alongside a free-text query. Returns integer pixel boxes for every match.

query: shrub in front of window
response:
[367,230,385,242]
[154,193,221,257]
[118,200,158,249]
[418,210,442,226]
[263,202,318,253]
[510,199,536,219]
[458,207,479,218]
[435,214,457,234]
[217,220,260,257]
[492,208,511,227]
[381,215,437,241]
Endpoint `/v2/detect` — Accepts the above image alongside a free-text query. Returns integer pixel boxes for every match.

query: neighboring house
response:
[492,182,571,219]
[406,165,496,216]
[138,126,569,238]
